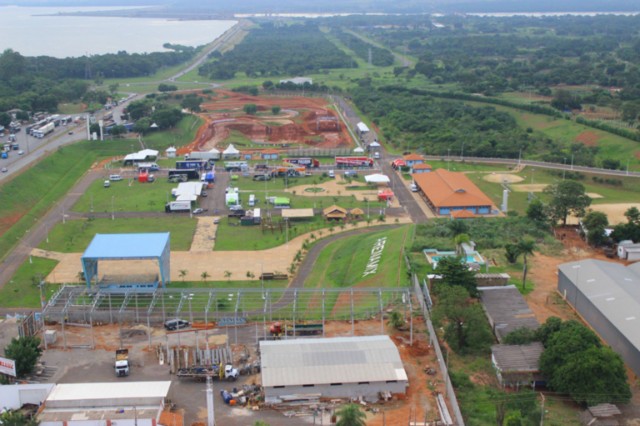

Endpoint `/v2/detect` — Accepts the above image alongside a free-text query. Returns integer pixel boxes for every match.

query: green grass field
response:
[0,257,59,308]
[303,225,410,289]
[39,217,197,252]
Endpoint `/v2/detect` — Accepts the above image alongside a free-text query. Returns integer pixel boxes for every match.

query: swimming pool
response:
[423,249,485,267]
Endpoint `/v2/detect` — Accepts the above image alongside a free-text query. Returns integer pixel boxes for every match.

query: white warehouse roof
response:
[357,122,370,133]
[46,381,171,404]
[174,182,205,198]
[124,149,159,161]
[260,335,407,388]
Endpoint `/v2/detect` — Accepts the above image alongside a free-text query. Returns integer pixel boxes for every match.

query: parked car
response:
[213,218,220,224]
[229,204,243,211]
[17,150,24,155]
[109,174,123,181]
[164,319,190,331]
[1,167,7,173]
[410,183,418,192]
[328,170,335,178]
[344,170,358,178]
[192,208,205,215]
[253,174,271,181]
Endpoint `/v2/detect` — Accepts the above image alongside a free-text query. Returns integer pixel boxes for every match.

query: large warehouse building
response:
[260,336,408,402]
[558,259,640,376]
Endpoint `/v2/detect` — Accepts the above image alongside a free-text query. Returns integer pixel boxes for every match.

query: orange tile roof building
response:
[412,169,496,216]
[402,153,426,167]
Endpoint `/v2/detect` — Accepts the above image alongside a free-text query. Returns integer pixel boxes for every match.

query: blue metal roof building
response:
[81,233,170,292]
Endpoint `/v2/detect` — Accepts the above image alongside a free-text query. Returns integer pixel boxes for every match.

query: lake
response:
[0,6,237,58]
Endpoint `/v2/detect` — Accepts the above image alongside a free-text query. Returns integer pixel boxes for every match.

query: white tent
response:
[353,147,365,153]
[208,147,221,154]
[365,174,390,184]
[369,141,381,148]
[223,144,240,155]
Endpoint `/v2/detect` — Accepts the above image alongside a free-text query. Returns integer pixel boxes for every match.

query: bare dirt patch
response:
[575,131,601,146]
[511,184,548,192]
[586,192,604,199]
[190,90,353,152]
[566,203,640,226]
[482,173,524,183]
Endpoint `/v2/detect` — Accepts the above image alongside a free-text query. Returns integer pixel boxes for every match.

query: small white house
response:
[166,146,177,158]
[617,240,640,261]
[279,77,313,85]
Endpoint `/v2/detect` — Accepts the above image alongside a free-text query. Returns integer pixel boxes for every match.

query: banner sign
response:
[0,356,16,377]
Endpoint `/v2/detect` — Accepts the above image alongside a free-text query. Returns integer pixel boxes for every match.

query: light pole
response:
[460,141,465,161]
[563,158,566,180]
[111,196,115,220]
[531,168,535,185]
[570,154,574,170]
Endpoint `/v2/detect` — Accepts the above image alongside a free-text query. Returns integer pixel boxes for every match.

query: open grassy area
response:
[72,178,183,214]
[0,257,59,308]
[304,225,410,289]
[0,115,201,263]
[39,217,197,252]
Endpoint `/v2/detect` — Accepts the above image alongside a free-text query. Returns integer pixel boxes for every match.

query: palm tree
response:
[447,219,469,237]
[336,404,366,426]
[516,238,537,290]
[179,269,188,282]
[454,233,471,256]
[224,270,232,282]
[200,271,210,285]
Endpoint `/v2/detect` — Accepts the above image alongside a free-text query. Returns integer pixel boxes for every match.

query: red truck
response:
[335,156,374,168]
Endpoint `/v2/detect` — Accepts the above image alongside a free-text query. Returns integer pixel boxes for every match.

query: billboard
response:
[0,356,16,377]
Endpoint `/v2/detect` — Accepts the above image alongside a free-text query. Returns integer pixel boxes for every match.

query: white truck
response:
[137,162,160,171]
[33,122,55,138]
[165,200,191,213]
[185,151,219,163]
[115,349,130,377]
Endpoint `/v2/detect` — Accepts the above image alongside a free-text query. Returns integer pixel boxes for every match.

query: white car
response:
[18,150,24,155]
[410,183,418,192]
[1,167,7,173]
[192,208,205,215]
[229,204,243,211]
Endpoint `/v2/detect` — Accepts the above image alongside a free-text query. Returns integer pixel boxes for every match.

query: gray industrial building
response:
[260,336,408,402]
[558,259,640,377]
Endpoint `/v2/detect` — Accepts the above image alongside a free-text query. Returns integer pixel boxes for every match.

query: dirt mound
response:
[483,173,524,183]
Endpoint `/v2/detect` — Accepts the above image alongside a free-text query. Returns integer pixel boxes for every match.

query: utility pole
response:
[539,393,545,426]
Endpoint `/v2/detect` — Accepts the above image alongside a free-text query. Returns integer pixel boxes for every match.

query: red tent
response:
[378,189,394,201]
[138,170,148,183]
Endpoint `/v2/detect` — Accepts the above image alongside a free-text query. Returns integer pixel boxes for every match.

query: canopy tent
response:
[223,144,240,155]
[353,147,365,153]
[369,141,381,147]
[208,147,220,154]
[365,174,391,184]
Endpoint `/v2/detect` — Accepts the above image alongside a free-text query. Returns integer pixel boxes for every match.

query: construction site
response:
[26,285,452,426]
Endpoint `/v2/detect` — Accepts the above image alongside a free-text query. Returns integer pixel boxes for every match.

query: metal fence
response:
[412,274,465,426]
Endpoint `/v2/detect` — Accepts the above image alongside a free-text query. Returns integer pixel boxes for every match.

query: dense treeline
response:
[198,23,355,80]
[332,30,394,67]
[352,85,599,165]
[0,46,197,112]
[347,14,640,124]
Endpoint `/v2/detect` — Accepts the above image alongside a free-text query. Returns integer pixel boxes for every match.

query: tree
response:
[504,244,520,264]
[535,316,564,346]
[625,207,640,226]
[0,111,11,127]
[271,105,281,115]
[243,104,257,115]
[526,199,547,225]
[582,210,609,247]
[108,82,119,97]
[388,311,405,330]
[200,271,210,284]
[503,327,538,345]
[544,181,591,226]
[336,404,366,426]
[262,80,274,90]
[552,346,631,405]
[4,336,42,377]
[158,83,178,92]
[453,233,470,256]
[432,286,493,354]
[446,219,469,237]
[551,89,582,111]
[179,269,187,282]
[181,95,203,112]
[516,238,536,290]
[0,410,39,426]
[435,256,478,297]
[224,270,232,282]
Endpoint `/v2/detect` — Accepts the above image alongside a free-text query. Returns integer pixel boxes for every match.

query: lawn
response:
[39,217,197,252]
[303,225,410,289]
[72,178,182,214]
[0,257,59,308]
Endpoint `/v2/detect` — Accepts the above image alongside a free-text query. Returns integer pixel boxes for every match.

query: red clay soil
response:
[0,211,27,238]
[189,90,353,152]
[574,131,600,146]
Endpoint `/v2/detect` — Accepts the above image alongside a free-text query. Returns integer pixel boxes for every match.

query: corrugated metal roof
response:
[47,381,171,401]
[492,342,544,372]
[559,259,640,354]
[82,233,170,259]
[479,285,540,342]
[260,336,407,387]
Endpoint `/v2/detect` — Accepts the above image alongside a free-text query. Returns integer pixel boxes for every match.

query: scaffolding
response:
[41,285,415,349]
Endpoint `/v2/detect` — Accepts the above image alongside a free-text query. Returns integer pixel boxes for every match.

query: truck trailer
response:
[165,200,191,213]
[185,151,220,163]
[177,364,239,381]
[176,160,211,171]
[335,156,374,168]
[33,122,55,138]
[283,157,320,168]
[115,349,130,377]
[168,169,200,181]
[269,321,323,338]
